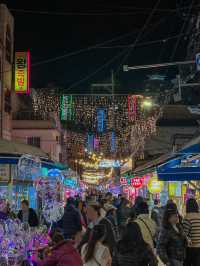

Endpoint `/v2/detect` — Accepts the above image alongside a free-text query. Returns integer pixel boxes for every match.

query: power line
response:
[31,17,169,67]
[65,16,170,90]
[115,0,162,74]
[96,33,189,49]
[10,4,200,16]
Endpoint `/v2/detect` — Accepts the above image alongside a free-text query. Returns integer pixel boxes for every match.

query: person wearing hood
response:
[38,232,83,266]
[134,201,157,250]
[183,198,200,266]
[62,197,82,240]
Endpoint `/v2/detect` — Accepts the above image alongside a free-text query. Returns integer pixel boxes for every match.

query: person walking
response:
[117,198,131,228]
[157,207,186,266]
[112,222,158,266]
[104,203,119,241]
[183,198,200,266]
[81,224,112,266]
[151,199,162,227]
[134,201,157,250]
[17,200,39,227]
[79,203,117,255]
[62,197,82,240]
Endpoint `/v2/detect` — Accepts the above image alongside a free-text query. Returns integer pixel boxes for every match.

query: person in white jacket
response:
[81,224,112,266]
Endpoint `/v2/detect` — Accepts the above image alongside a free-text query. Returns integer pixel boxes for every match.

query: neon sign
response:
[15,51,30,94]
[131,177,143,188]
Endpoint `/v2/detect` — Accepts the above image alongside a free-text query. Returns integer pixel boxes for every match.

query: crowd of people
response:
[1,192,200,266]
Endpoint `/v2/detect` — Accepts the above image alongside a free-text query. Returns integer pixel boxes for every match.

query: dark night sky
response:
[2,0,192,92]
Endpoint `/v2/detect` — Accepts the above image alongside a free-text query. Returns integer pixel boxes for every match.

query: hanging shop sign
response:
[169,182,182,197]
[97,108,105,133]
[147,179,164,194]
[130,177,143,189]
[15,51,30,94]
[63,178,77,188]
[60,95,74,121]
[99,159,121,168]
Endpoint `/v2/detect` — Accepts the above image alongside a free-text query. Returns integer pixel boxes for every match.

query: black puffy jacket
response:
[62,204,82,239]
[157,224,186,265]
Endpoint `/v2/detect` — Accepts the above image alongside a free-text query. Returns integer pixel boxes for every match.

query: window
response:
[6,25,12,63]
[27,137,41,148]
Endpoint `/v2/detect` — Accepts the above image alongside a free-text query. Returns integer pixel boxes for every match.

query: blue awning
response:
[0,154,67,170]
[157,166,200,181]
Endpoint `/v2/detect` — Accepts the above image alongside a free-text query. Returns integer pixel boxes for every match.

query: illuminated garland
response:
[60,95,74,121]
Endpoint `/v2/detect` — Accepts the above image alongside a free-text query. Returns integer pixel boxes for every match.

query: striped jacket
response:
[183,212,200,248]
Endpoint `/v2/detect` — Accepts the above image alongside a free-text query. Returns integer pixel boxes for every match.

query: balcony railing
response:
[12,112,51,121]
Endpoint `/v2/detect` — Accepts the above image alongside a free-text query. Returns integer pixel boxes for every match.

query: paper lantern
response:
[147,179,164,194]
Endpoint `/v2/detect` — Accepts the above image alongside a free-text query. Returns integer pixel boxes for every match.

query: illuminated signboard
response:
[64,179,77,188]
[99,160,121,168]
[15,51,30,94]
[131,177,143,189]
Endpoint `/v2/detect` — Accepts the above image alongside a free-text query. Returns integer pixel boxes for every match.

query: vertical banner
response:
[111,131,116,152]
[87,133,94,152]
[60,95,73,121]
[15,51,30,94]
[127,95,137,121]
[97,108,105,133]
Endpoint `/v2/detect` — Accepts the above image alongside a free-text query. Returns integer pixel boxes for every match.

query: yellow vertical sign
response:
[15,51,30,94]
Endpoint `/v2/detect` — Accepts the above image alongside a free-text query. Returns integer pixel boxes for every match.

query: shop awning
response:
[157,137,200,181]
[0,139,67,170]
[0,154,67,170]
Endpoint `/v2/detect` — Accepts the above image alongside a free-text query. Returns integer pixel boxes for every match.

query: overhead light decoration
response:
[60,95,74,121]
[141,97,153,109]
[97,108,105,133]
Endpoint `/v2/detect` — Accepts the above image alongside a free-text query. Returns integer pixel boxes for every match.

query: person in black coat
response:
[17,200,39,227]
[157,207,186,266]
[113,222,157,266]
[62,197,82,239]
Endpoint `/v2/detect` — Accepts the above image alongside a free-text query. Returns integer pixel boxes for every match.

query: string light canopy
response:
[31,91,161,176]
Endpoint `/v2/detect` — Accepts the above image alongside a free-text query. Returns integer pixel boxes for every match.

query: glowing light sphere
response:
[42,201,64,223]
[18,154,41,180]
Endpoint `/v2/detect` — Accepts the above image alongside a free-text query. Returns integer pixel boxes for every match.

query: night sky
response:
[2,0,193,92]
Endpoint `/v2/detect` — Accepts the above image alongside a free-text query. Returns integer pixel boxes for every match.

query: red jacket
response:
[40,240,83,266]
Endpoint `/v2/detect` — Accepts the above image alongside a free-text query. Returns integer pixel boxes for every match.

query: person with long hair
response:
[112,222,157,266]
[157,207,186,266]
[79,203,117,255]
[183,198,200,266]
[81,224,112,266]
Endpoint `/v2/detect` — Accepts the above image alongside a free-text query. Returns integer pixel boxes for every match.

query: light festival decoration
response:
[111,131,116,152]
[60,95,74,121]
[97,108,105,133]
[87,133,94,152]
[36,169,65,224]
[127,95,137,121]
[18,154,41,180]
[0,219,49,265]
[15,51,30,94]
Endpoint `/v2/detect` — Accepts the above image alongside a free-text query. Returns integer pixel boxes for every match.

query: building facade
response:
[0,4,14,140]
[12,112,62,162]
